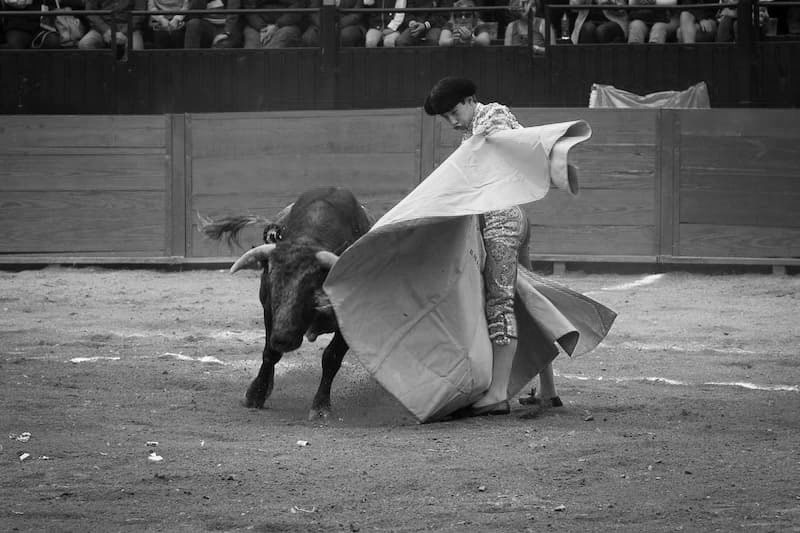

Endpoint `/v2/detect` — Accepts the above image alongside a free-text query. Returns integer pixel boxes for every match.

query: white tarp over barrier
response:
[324,121,617,422]
[589,82,711,109]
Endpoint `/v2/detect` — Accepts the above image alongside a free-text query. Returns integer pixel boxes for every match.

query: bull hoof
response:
[308,406,332,421]
[245,378,273,409]
[243,396,266,409]
[244,387,268,409]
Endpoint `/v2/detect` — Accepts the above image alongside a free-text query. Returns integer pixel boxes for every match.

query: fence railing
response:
[4,0,795,56]
[2,0,799,109]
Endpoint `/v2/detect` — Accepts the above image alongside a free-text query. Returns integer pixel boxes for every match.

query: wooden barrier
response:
[668,109,800,261]
[186,109,422,257]
[3,41,800,113]
[0,115,172,256]
[0,109,798,268]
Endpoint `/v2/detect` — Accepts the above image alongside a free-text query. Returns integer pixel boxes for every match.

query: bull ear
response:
[315,250,339,270]
[230,244,276,274]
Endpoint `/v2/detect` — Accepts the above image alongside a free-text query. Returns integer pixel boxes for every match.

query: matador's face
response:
[440,96,476,132]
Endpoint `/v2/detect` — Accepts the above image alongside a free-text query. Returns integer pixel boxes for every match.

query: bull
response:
[201,187,373,419]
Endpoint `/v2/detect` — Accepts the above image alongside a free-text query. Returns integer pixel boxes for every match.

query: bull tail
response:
[196,213,270,247]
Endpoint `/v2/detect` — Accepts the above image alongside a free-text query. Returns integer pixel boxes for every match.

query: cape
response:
[324,120,617,422]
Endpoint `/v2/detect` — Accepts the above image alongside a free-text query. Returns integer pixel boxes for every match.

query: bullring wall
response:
[0,108,798,267]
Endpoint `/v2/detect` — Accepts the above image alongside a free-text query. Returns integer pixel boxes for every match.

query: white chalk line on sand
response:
[105,329,266,344]
[557,372,799,392]
[66,351,320,373]
[69,356,122,363]
[69,353,226,365]
[160,352,226,365]
[584,273,665,296]
[603,341,758,355]
[64,356,799,392]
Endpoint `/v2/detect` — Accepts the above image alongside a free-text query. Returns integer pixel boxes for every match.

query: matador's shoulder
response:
[472,102,522,136]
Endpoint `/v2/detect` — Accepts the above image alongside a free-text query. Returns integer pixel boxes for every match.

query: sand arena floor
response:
[1,267,798,532]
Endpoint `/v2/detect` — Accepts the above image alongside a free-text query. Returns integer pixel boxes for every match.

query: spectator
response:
[395,0,447,45]
[716,0,774,41]
[39,0,87,47]
[789,6,800,34]
[548,0,578,42]
[79,0,144,50]
[677,0,716,42]
[363,0,405,47]
[302,0,366,46]
[627,0,678,43]
[184,0,241,48]
[761,0,799,36]
[503,0,545,52]
[570,0,628,43]
[240,0,306,48]
[478,0,509,40]
[147,0,189,48]
[1,0,63,48]
[715,0,737,41]
[439,0,492,45]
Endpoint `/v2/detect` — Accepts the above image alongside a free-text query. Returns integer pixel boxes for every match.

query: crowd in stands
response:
[1,0,798,49]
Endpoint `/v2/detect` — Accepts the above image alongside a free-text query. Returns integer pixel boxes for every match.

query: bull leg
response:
[244,345,283,408]
[245,277,282,409]
[308,331,348,420]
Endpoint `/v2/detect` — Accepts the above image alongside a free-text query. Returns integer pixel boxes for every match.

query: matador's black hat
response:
[423,77,477,116]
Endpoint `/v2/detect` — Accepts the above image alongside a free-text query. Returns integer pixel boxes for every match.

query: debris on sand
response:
[9,432,31,442]
[289,505,317,514]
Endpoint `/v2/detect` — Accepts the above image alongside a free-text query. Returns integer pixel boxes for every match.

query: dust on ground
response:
[1,266,798,532]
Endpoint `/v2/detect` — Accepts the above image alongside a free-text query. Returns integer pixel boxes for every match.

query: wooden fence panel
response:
[674,109,800,259]
[3,42,800,111]
[1,109,798,264]
[336,46,538,109]
[0,115,170,254]
[187,110,422,257]
[0,51,117,114]
[114,50,323,114]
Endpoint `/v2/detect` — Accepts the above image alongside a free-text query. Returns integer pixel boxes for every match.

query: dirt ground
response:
[1,266,798,532]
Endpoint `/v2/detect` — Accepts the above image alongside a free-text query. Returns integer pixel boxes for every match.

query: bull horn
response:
[315,250,339,269]
[230,244,276,274]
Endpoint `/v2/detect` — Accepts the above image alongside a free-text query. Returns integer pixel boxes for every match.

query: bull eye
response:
[314,289,329,307]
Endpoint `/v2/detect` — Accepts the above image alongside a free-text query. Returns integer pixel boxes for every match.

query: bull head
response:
[230,245,341,353]
[230,246,338,274]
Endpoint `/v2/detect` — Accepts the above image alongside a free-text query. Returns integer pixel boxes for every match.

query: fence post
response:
[657,109,679,260]
[736,0,755,105]
[318,0,339,108]
[168,113,188,258]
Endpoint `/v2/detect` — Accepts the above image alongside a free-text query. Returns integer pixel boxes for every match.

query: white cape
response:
[324,121,617,422]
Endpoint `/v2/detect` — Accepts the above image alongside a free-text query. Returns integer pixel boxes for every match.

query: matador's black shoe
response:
[450,400,511,419]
